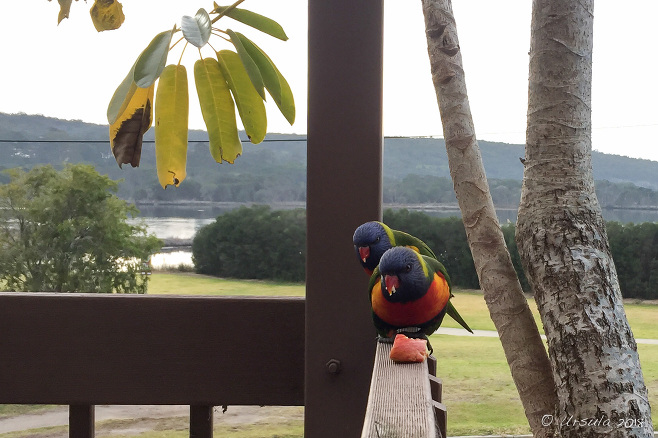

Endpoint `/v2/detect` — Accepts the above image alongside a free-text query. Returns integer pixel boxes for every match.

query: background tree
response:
[421,0,557,435]
[0,164,161,293]
[516,0,653,436]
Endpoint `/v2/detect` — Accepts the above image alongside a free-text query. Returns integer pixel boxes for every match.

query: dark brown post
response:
[190,405,213,438]
[69,404,94,438]
[306,0,384,436]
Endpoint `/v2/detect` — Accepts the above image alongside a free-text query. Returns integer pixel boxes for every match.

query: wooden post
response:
[190,405,213,438]
[306,0,384,436]
[69,404,94,438]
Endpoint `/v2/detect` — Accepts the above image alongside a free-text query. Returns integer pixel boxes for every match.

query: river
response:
[135,203,658,269]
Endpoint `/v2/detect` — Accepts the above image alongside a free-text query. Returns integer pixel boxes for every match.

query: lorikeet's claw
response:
[377,334,395,344]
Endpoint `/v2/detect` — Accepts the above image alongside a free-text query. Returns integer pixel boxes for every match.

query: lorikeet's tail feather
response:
[446,301,473,333]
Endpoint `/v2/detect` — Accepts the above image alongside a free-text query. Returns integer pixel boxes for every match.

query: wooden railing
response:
[0,293,305,437]
[361,342,447,438]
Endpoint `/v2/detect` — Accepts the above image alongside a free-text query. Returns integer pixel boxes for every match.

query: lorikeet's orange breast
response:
[371,273,450,327]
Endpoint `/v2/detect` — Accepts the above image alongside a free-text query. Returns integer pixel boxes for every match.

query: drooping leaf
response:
[181,8,211,48]
[107,63,137,124]
[109,84,154,168]
[57,0,73,24]
[212,5,288,41]
[89,0,125,32]
[226,29,265,100]
[194,58,242,163]
[217,50,267,144]
[235,33,295,125]
[134,27,175,88]
[155,65,189,188]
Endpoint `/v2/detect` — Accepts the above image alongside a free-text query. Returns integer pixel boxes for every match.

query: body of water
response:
[135,203,658,269]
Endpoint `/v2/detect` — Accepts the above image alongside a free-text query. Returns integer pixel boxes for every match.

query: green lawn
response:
[148,273,305,297]
[430,335,658,436]
[148,274,657,339]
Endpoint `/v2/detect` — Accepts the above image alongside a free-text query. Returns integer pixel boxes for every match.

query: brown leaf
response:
[57,0,74,24]
[90,0,125,32]
[109,85,154,168]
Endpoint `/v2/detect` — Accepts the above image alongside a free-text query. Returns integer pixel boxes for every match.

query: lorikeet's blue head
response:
[377,246,431,304]
[353,221,394,275]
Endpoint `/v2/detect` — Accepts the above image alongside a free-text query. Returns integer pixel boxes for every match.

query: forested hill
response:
[2,112,658,207]
[383,137,658,188]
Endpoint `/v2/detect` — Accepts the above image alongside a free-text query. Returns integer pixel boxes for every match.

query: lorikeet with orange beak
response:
[369,246,463,351]
[354,221,472,334]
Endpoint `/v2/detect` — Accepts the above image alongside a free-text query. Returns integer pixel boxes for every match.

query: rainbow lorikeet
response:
[369,246,463,351]
[353,221,472,334]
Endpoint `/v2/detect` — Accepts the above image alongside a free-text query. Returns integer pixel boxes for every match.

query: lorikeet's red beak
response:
[358,246,370,263]
[384,275,400,296]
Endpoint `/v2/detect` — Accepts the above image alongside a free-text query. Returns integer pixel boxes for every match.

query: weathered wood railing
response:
[0,293,305,437]
[361,342,447,438]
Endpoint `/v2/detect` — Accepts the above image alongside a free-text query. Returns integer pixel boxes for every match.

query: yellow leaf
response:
[217,50,267,144]
[194,58,242,164]
[109,85,154,168]
[90,0,125,32]
[155,65,189,188]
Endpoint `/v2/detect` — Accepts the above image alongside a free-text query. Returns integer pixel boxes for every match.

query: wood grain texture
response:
[361,342,438,438]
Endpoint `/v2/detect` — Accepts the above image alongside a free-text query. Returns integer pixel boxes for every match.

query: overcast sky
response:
[1,1,656,161]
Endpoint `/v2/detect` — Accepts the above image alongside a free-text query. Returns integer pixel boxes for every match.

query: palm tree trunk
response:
[421,1,557,435]
[516,0,654,436]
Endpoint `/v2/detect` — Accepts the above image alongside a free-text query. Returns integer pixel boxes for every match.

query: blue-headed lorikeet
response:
[353,221,472,334]
[369,246,458,351]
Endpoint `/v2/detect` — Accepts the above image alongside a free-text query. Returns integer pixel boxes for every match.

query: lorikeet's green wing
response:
[391,229,437,259]
[424,255,473,334]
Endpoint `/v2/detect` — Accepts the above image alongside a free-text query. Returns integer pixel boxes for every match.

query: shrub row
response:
[192,205,306,282]
[192,206,658,299]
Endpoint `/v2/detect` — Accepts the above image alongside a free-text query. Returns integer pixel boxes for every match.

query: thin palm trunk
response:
[516,0,653,436]
[421,1,557,435]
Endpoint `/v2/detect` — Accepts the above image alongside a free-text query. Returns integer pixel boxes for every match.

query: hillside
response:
[2,112,658,207]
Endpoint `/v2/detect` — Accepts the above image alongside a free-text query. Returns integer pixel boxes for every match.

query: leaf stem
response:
[211,0,248,24]
[178,41,189,65]
[170,36,185,51]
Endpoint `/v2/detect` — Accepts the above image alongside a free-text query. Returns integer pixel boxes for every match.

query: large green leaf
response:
[194,58,242,164]
[107,62,137,124]
[181,8,211,48]
[155,65,189,188]
[212,4,288,41]
[227,29,265,100]
[217,50,267,144]
[236,33,295,125]
[134,27,175,88]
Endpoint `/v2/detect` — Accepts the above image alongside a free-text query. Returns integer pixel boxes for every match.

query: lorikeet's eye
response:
[375,236,380,243]
[405,264,412,272]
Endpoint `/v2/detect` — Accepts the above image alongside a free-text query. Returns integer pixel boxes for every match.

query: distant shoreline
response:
[131,200,658,212]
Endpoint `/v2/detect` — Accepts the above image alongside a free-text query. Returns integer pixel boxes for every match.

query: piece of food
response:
[389,334,429,363]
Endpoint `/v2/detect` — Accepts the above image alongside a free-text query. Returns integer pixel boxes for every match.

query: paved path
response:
[435,327,658,344]
[0,405,303,435]
[0,405,188,434]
